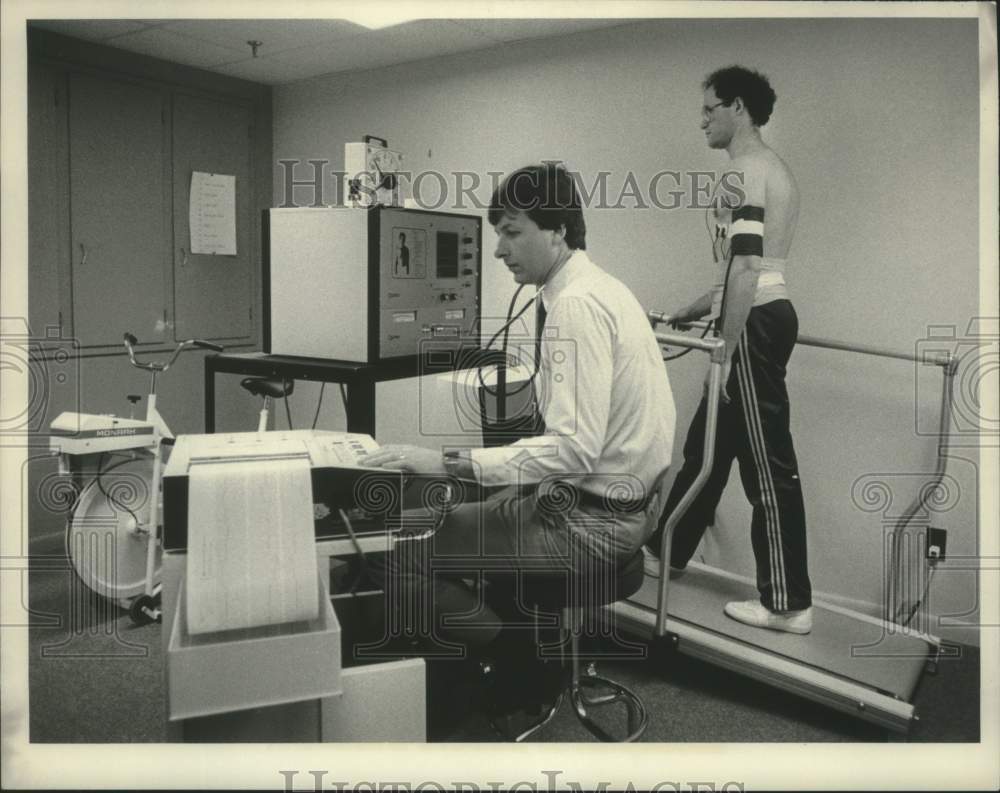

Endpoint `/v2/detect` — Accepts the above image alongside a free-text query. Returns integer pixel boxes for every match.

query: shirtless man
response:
[645,65,813,633]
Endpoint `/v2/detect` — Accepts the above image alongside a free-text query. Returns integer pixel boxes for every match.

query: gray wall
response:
[271,18,982,640]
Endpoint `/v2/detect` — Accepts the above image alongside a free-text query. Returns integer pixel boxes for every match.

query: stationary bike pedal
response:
[128,593,161,626]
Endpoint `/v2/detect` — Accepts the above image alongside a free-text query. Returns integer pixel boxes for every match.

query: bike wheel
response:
[66,457,162,601]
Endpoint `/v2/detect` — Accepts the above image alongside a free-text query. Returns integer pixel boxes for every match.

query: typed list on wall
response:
[189,171,236,256]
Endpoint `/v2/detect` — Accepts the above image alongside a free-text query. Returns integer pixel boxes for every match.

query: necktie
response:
[535,295,547,370]
[529,295,547,436]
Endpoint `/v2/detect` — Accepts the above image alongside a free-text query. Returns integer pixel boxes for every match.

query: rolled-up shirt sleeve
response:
[469,294,613,487]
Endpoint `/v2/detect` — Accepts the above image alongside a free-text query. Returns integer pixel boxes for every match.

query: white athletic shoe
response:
[724,599,813,634]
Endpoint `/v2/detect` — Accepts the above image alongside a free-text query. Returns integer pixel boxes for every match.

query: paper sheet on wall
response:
[185,456,319,634]
[189,171,237,255]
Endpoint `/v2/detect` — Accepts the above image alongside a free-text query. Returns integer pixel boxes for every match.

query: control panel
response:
[376,207,481,359]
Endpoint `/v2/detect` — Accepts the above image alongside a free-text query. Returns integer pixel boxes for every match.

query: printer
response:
[158,430,423,740]
[162,429,405,555]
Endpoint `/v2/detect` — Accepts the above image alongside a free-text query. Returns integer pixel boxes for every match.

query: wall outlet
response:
[926,527,947,561]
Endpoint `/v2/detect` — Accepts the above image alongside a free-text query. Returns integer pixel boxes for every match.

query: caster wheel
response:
[129,594,160,626]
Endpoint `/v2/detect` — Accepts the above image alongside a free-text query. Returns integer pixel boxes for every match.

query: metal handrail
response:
[651,317,956,371]
[653,331,726,637]
[649,312,959,629]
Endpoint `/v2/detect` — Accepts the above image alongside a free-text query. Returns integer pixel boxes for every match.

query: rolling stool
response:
[493,549,649,742]
[490,470,669,742]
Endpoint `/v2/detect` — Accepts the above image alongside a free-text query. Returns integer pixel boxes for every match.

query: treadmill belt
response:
[627,565,929,702]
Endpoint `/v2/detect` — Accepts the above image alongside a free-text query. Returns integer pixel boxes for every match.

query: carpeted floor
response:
[25,561,980,745]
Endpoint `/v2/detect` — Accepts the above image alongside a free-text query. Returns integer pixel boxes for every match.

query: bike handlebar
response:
[193,340,225,353]
[123,333,224,373]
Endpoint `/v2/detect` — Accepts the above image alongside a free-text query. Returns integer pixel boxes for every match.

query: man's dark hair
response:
[703,66,777,127]
[488,163,586,250]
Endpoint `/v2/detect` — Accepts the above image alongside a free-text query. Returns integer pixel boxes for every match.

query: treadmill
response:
[604,319,957,733]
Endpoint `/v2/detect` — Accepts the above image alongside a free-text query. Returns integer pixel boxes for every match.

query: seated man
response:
[363,163,676,662]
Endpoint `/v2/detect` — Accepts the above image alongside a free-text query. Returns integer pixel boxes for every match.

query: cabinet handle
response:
[79,243,88,267]
[180,247,189,267]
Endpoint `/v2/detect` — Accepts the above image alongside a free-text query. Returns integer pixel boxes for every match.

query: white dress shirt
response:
[470,250,676,501]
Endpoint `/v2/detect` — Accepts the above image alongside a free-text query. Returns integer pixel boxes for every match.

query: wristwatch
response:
[442,450,469,480]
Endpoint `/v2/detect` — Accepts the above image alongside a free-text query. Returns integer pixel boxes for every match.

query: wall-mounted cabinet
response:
[27,59,69,339]
[68,71,171,346]
[28,29,272,354]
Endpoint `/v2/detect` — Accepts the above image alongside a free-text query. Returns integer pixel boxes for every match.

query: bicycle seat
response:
[240,377,294,398]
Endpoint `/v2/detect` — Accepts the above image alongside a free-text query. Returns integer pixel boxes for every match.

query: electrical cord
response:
[476,285,540,398]
[715,249,736,339]
[311,382,326,430]
[284,392,294,430]
[708,184,733,336]
[902,558,939,627]
[662,208,727,362]
[337,508,368,595]
[488,283,528,351]
[498,283,525,360]
[661,320,713,362]
[95,453,142,527]
[704,194,715,240]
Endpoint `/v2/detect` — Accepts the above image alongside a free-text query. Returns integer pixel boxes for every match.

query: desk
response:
[204,349,503,436]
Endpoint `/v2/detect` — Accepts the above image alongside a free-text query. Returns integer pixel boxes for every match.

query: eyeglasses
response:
[701,100,731,119]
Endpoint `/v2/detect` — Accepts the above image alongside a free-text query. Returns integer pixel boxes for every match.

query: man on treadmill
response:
[645,65,813,634]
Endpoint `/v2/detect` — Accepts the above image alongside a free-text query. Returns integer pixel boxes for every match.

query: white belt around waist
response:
[757,270,786,288]
[712,268,786,291]
[708,269,788,320]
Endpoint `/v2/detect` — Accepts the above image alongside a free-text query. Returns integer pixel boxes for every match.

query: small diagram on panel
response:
[392,227,426,278]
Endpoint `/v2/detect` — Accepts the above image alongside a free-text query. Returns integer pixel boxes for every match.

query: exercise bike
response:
[49,332,224,625]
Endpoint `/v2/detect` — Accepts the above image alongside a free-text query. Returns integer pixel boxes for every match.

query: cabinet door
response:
[171,94,254,341]
[28,60,69,342]
[68,72,170,347]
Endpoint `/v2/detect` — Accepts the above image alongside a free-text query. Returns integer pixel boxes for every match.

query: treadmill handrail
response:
[653,332,726,637]
[649,311,959,630]
[650,316,956,371]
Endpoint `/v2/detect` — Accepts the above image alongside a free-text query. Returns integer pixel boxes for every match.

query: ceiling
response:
[28,17,634,85]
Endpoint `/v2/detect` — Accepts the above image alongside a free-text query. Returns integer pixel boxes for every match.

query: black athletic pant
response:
[646,299,812,611]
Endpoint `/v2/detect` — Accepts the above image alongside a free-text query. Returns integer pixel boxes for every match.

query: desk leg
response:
[345,379,376,437]
[204,358,216,433]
